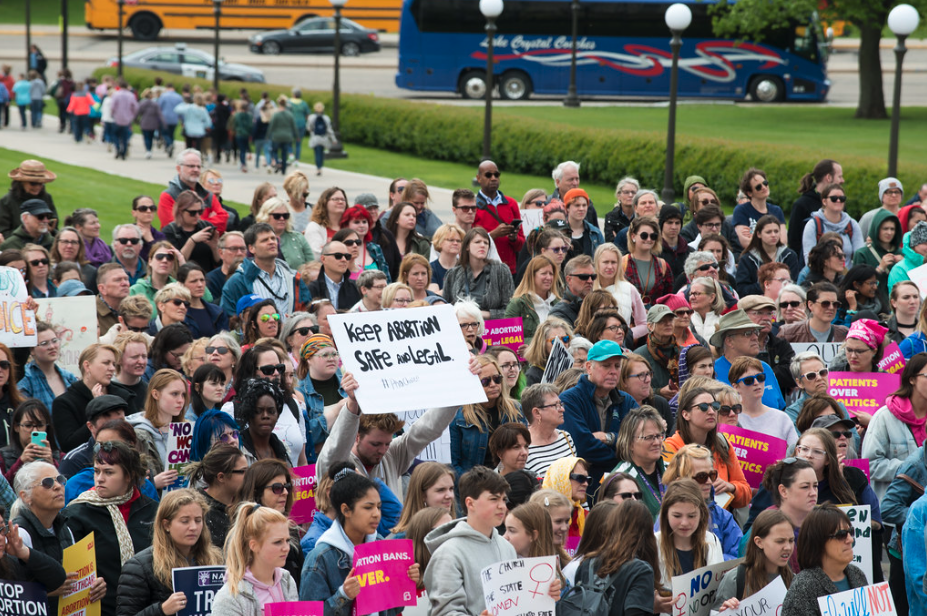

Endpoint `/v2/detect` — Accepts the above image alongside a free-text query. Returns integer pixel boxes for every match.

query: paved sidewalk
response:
[0,117,455,222]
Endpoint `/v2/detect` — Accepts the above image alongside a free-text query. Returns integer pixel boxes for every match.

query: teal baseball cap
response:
[586,340,624,362]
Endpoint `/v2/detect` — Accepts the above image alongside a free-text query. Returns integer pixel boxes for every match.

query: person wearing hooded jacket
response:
[852,208,903,292]
[888,222,927,295]
[801,187,864,268]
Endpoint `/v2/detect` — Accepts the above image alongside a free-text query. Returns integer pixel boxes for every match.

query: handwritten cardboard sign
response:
[670,558,742,616]
[35,296,97,375]
[59,532,99,616]
[329,305,486,414]
[838,505,874,584]
[789,342,843,365]
[289,465,317,525]
[709,575,786,616]
[846,458,870,481]
[877,341,906,374]
[400,409,451,463]
[481,556,558,616]
[541,337,573,384]
[352,539,417,614]
[165,421,193,491]
[0,266,36,348]
[0,579,48,616]
[818,582,897,616]
[828,372,900,417]
[717,424,788,490]
[172,566,226,616]
[482,318,525,358]
[265,602,325,616]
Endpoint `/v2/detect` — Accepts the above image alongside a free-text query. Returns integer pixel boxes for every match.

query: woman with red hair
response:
[340,205,392,281]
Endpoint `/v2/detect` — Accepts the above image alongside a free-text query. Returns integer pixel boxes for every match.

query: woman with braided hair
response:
[235,378,289,464]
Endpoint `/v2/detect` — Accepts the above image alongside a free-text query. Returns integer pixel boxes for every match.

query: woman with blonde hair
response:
[689,276,726,341]
[594,243,648,340]
[523,317,573,386]
[382,282,413,309]
[152,282,192,333]
[504,255,561,344]
[255,197,314,269]
[430,223,465,291]
[305,186,349,256]
[529,489,573,558]
[520,188,548,211]
[116,489,223,616]
[503,502,566,579]
[212,503,298,615]
[391,462,456,538]
[283,170,311,233]
[180,338,209,379]
[398,253,437,302]
[128,369,189,490]
[542,456,590,539]
[656,478,723,582]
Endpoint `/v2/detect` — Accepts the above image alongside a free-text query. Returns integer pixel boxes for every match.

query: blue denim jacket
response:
[449,403,524,478]
[297,370,343,463]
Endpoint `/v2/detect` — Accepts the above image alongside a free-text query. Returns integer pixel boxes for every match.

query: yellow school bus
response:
[85,0,401,40]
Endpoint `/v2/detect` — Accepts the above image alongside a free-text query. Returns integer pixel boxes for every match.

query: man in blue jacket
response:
[560,340,637,489]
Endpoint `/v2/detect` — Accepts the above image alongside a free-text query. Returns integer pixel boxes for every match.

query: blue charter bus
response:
[395,0,830,102]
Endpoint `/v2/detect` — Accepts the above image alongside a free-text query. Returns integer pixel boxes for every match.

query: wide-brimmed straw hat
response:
[8,160,56,184]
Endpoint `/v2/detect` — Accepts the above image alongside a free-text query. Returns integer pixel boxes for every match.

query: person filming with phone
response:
[0,400,59,485]
[162,190,219,271]
[474,160,526,274]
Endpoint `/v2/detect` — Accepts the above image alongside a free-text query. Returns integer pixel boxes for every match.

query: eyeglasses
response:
[619,189,637,196]
[548,335,571,345]
[222,245,247,253]
[93,441,116,454]
[126,325,148,333]
[603,325,623,333]
[863,279,879,288]
[459,322,480,330]
[342,239,362,247]
[218,430,240,443]
[154,253,175,262]
[674,309,693,317]
[293,327,314,337]
[27,258,50,267]
[302,192,310,199]
[829,528,854,541]
[528,200,546,207]
[690,401,721,413]
[271,212,290,221]
[616,491,643,500]
[627,370,653,382]
[796,445,827,459]
[264,482,293,495]
[636,232,657,241]
[698,199,720,206]
[116,238,141,246]
[181,163,202,169]
[845,346,873,356]
[324,252,352,260]
[205,346,230,355]
[780,300,802,309]
[801,368,829,381]
[58,239,80,246]
[884,189,903,196]
[259,313,281,322]
[636,432,664,443]
[206,178,223,185]
[735,373,767,386]
[483,172,501,178]
[19,422,46,430]
[693,470,719,484]
[317,351,340,361]
[737,330,760,339]
[229,468,247,475]
[454,205,477,212]
[538,401,564,411]
[754,180,769,191]
[826,195,847,203]
[830,430,853,440]
[480,374,503,387]
[568,273,597,281]
[185,209,204,217]
[499,362,520,371]
[258,363,286,376]
[36,475,66,489]
[168,299,191,308]
[833,253,846,261]
[393,297,412,305]
[701,222,722,230]
[569,473,590,484]
[696,262,719,272]
[36,337,59,347]
[134,205,156,213]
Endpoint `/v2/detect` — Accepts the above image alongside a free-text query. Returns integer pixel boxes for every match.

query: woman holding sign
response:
[655,479,724,584]
[116,489,223,616]
[523,318,574,387]
[127,369,189,491]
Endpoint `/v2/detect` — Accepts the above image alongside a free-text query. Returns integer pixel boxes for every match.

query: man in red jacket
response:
[157,148,228,233]
[474,160,525,274]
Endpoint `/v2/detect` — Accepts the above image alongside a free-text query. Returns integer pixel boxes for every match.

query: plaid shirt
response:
[18,361,79,415]
[621,254,674,307]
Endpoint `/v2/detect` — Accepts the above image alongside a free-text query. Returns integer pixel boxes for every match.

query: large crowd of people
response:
[2,69,927,616]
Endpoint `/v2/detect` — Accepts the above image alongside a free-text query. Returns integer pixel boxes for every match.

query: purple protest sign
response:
[877,342,906,374]
[352,539,417,614]
[289,465,317,525]
[265,602,324,616]
[718,424,788,490]
[481,318,525,359]
[846,458,870,481]
[828,371,900,417]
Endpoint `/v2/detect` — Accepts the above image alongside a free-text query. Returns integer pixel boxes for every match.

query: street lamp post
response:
[213,0,222,93]
[117,0,125,78]
[887,4,920,178]
[25,0,31,73]
[326,0,349,159]
[61,0,68,70]
[661,3,691,205]
[480,0,503,160]
[563,0,580,107]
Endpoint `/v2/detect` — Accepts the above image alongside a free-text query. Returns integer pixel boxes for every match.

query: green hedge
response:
[97,67,927,219]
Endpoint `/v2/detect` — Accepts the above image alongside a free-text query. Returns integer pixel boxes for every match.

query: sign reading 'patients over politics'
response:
[329,306,486,414]
[828,372,900,417]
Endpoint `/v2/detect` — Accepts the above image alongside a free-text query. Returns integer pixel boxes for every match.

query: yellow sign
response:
[59,532,100,616]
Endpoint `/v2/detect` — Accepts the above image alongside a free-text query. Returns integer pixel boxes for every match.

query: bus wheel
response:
[499,71,531,100]
[749,76,785,103]
[459,70,488,99]
[129,13,162,41]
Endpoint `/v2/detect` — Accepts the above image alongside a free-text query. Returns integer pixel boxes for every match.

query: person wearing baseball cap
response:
[633,304,681,399]
[739,294,796,395]
[57,395,129,479]
[0,198,54,250]
[656,293,704,347]
[712,309,786,410]
[1,159,57,239]
[560,339,637,486]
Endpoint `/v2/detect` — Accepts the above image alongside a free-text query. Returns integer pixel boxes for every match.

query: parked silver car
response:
[107,43,266,83]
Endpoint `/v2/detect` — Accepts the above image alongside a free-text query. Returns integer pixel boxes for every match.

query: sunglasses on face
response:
[691,401,720,413]
[28,258,49,267]
[36,337,59,347]
[696,262,719,272]
[484,172,501,178]
[831,430,853,440]
[780,300,802,309]
[735,373,767,386]
[205,346,229,355]
[754,180,769,191]
[342,239,362,247]
[674,309,693,317]
[126,325,149,333]
[37,475,67,489]
[814,300,838,309]
[548,246,569,254]
[116,237,141,245]
[259,313,281,322]
[801,368,829,381]
[636,232,657,241]
[569,473,590,484]
[829,528,854,541]
[693,470,719,484]
[480,374,503,387]
[569,273,597,281]
[265,482,293,495]
[698,199,720,206]
[617,491,643,500]
[719,404,742,417]
[258,363,286,376]
[154,253,175,262]
[169,299,191,308]
[271,212,290,221]
[135,205,156,213]
[324,252,352,260]
[185,209,204,217]
[454,205,477,212]
[548,335,571,345]
[218,430,240,443]
[826,195,847,203]
[0,361,12,371]
[293,327,314,337]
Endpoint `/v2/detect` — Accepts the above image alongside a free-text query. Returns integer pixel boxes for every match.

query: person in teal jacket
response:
[12,74,31,128]
[268,96,298,175]
[888,221,927,295]
[902,491,927,615]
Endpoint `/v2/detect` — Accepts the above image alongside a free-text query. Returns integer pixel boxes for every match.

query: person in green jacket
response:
[852,207,903,292]
[288,88,310,164]
[268,95,298,175]
[232,101,253,173]
[504,254,561,345]
[255,197,314,269]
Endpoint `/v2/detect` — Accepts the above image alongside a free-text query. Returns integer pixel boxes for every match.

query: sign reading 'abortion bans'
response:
[329,306,486,414]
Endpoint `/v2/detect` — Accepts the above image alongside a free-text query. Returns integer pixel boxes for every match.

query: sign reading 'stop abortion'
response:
[329,305,487,414]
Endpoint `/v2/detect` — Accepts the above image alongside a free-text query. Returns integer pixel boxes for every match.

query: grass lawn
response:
[0,146,247,232]
[0,0,85,26]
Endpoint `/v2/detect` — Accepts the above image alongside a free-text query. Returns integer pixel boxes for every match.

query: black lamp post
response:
[887,4,919,178]
[25,0,32,73]
[61,0,68,70]
[480,0,503,160]
[117,0,125,78]
[213,0,222,93]
[563,0,580,107]
[326,0,349,159]
[661,3,691,204]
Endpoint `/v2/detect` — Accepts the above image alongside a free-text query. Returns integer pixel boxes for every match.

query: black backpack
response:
[313,115,327,136]
[557,558,618,616]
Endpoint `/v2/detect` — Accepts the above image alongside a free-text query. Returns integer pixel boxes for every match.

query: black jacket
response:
[307,266,362,312]
[53,380,138,453]
[116,546,174,616]
[371,224,402,281]
[604,207,634,243]
[12,507,74,615]
[200,488,232,549]
[0,551,66,597]
[548,289,582,327]
[757,332,797,399]
[66,491,158,616]
[788,190,823,264]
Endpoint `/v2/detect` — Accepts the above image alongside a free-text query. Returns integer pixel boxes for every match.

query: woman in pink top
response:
[65,82,94,143]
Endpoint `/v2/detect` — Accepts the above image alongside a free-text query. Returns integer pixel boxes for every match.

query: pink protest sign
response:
[718,424,787,490]
[828,372,900,417]
[352,539,417,614]
[289,465,317,525]
[846,458,870,481]
[482,318,525,358]
[566,536,580,558]
[265,602,324,616]
[877,342,906,374]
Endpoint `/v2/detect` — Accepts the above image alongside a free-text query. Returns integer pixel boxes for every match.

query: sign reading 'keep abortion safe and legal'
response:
[329,306,487,414]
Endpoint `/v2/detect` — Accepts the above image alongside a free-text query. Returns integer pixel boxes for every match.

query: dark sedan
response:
[249,17,380,56]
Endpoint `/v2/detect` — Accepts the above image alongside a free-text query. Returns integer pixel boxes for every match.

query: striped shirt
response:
[526,430,576,478]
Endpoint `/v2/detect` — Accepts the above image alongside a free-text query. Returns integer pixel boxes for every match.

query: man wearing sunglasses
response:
[739,295,796,397]
[307,240,362,311]
[711,309,786,410]
[779,282,848,344]
[0,198,54,251]
[0,159,58,240]
[106,224,146,285]
[157,147,229,233]
[549,255,596,327]
[474,160,525,275]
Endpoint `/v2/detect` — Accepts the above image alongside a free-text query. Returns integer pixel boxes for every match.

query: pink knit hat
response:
[656,293,691,312]
[846,319,888,350]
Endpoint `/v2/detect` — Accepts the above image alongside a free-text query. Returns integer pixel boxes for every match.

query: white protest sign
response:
[670,558,742,616]
[789,342,843,365]
[838,504,874,584]
[709,575,786,616]
[328,305,486,414]
[400,409,451,463]
[520,208,544,232]
[480,556,557,616]
[907,262,927,298]
[164,421,193,491]
[0,266,36,348]
[35,296,97,375]
[541,337,573,384]
[818,582,897,616]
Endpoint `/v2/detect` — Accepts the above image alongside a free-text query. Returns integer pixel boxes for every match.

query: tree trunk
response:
[855,21,888,119]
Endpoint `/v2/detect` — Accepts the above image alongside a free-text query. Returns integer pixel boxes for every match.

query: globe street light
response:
[563,0,581,107]
[887,4,920,178]
[327,0,349,159]
[661,2,691,205]
[213,0,223,93]
[480,0,503,160]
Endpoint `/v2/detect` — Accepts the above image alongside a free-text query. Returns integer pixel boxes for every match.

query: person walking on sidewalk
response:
[66,83,94,144]
[28,71,46,128]
[157,83,183,158]
[53,68,75,134]
[12,73,31,129]
[268,96,297,176]
[307,102,335,177]
[136,89,165,160]
[110,79,139,160]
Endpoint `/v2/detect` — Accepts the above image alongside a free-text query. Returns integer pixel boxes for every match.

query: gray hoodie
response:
[801,210,864,266]
[424,519,516,616]
[126,412,169,477]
